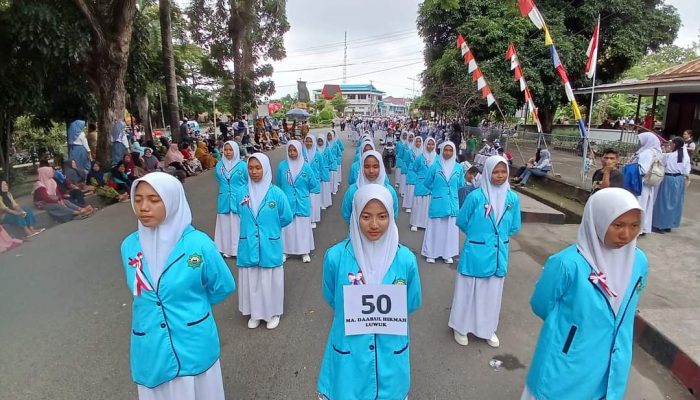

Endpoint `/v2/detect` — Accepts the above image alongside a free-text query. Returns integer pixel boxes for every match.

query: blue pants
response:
[2,207,37,228]
[519,168,548,185]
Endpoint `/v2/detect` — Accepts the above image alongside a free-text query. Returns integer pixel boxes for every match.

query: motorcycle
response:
[382,137,396,174]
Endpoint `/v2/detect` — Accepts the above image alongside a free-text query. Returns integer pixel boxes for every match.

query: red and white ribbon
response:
[348,270,365,285]
[241,194,251,207]
[129,252,153,297]
[589,271,618,298]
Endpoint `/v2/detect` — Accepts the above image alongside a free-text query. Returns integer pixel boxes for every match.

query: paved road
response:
[0,128,692,399]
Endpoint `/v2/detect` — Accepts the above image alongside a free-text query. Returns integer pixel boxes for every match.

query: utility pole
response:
[407,77,419,99]
[343,31,348,84]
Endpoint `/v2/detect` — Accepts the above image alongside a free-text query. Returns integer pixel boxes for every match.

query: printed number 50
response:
[361,294,392,315]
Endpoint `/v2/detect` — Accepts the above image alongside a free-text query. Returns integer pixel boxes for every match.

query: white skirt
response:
[393,167,401,186]
[402,184,415,209]
[421,216,459,259]
[409,195,430,228]
[474,154,487,165]
[337,164,342,182]
[214,213,239,257]
[331,171,340,192]
[637,183,658,234]
[321,181,332,208]
[282,216,314,255]
[448,274,505,339]
[399,173,407,196]
[311,193,322,223]
[238,267,284,322]
[137,360,224,400]
[520,386,536,400]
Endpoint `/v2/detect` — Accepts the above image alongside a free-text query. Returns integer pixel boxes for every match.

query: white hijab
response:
[247,153,272,215]
[286,140,304,180]
[439,141,457,178]
[576,188,643,314]
[411,136,423,157]
[481,156,511,222]
[130,172,192,283]
[222,140,240,177]
[423,137,436,164]
[326,131,335,147]
[360,140,375,153]
[349,184,400,285]
[303,137,317,162]
[317,135,327,152]
[357,150,387,187]
[636,131,662,173]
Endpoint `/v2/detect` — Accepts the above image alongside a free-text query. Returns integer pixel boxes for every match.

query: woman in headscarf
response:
[316,184,422,400]
[276,140,320,263]
[235,153,293,330]
[512,149,552,185]
[181,142,203,174]
[163,143,191,177]
[398,133,415,197]
[303,135,325,227]
[54,160,93,209]
[110,161,134,194]
[195,141,217,170]
[131,140,146,157]
[635,131,663,235]
[347,140,375,186]
[33,166,92,222]
[142,148,161,172]
[111,120,130,167]
[331,129,344,183]
[520,188,647,400]
[409,136,437,231]
[325,131,341,195]
[317,135,333,209]
[402,135,423,213]
[67,120,92,172]
[87,161,128,203]
[394,131,409,187]
[214,141,248,258]
[1,179,44,237]
[421,141,465,264]
[63,159,94,192]
[652,136,691,233]
[121,172,235,400]
[342,150,398,225]
[449,156,521,347]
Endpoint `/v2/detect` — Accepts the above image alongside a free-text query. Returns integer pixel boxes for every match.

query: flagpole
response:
[582,14,600,185]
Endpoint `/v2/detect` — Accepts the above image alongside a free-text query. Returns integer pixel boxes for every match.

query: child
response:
[421,141,465,264]
[316,135,333,209]
[235,153,293,330]
[449,156,521,347]
[317,184,422,400]
[521,188,647,400]
[214,141,248,258]
[342,150,399,224]
[276,140,320,263]
[403,135,423,213]
[458,166,481,208]
[303,135,325,228]
[409,137,437,232]
[120,172,235,399]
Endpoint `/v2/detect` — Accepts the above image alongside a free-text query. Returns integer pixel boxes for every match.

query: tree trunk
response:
[539,106,557,134]
[89,59,129,167]
[0,112,12,183]
[136,94,153,142]
[229,4,244,117]
[160,0,181,142]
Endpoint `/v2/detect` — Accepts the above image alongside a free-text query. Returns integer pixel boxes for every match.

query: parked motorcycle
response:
[382,136,396,174]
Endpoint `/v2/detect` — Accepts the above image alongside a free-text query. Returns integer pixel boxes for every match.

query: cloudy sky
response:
[177,0,698,100]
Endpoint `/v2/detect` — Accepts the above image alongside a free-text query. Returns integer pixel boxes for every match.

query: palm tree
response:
[159,0,181,141]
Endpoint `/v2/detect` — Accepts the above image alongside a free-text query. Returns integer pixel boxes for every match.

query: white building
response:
[313,83,386,116]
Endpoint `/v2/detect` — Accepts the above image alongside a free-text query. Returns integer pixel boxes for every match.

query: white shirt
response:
[72,132,91,152]
[663,151,691,175]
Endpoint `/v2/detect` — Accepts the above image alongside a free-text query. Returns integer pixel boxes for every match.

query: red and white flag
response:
[518,0,545,30]
[585,16,600,79]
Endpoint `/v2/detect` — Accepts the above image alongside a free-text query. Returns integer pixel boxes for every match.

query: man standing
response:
[179,117,191,144]
[591,149,624,192]
[683,129,696,159]
[466,134,478,162]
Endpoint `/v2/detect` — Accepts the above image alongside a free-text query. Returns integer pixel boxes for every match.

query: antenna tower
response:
[343,31,348,83]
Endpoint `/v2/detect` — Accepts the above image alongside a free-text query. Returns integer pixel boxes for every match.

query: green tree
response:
[622,43,699,80]
[418,0,681,132]
[330,93,349,116]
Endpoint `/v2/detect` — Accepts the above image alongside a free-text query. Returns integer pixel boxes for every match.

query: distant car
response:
[186,120,201,134]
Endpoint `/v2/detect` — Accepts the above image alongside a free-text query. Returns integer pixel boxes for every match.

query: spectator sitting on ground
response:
[591,149,624,193]
[123,153,146,180]
[234,135,249,159]
[0,224,22,253]
[180,142,203,173]
[142,148,161,172]
[497,147,513,166]
[514,148,543,177]
[195,141,217,170]
[87,161,129,203]
[158,137,170,160]
[164,143,193,176]
[33,166,93,222]
[110,161,134,194]
[53,161,93,210]
[63,159,95,193]
[1,179,45,237]
[512,149,552,186]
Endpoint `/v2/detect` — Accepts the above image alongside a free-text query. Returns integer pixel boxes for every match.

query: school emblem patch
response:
[237,169,243,176]
[392,278,406,285]
[187,253,203,269]
[636,280,645,294]
[268,200,276,209]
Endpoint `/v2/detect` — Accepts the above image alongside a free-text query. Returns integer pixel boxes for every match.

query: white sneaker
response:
[283,254,287,263]
[266,315,280,330]
[487,333,500,348]
[302,254,311,263]
[332,191,337,195]
[426,258,436,264]
[453,330,469,346]
[321,206,327,210]
[222,253,232,258]
[406,208,412,213]
[247,318,261,329]
[410,226,418,232]
[311,223,317,229]
[445,257,454,264]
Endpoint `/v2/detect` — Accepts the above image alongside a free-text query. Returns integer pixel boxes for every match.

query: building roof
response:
[575,57,700,96]
[383,96,408,106]
[339,84,385,93]
[321,84,342,100]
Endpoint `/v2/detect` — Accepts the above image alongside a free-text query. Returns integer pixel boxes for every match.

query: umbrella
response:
[286,108,310,119]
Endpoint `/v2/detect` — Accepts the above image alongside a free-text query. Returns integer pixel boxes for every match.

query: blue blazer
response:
[341,182,399,224]
[323,146,338,171]
[275,160,320,217]
[234,186,293,267]
[121,226,235,388]
[306,151,329,183]
[456,188,521,277]
[396,142,406,170]
[422,162,465,218]
[317,240,422,400]
[404,150,417,180]
[347,161,360,186]
[411,154,436,196]
[526,245,648,400]
[214,159,248,214]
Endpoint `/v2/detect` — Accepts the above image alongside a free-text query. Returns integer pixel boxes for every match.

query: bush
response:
[308,115,319,124]
[318,108,333,121]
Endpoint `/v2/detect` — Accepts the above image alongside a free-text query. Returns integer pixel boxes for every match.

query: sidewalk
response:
[512,145,700,397]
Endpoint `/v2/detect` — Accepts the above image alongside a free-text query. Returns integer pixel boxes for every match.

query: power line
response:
[285,31,419,57]
[274,57,423,73]
[285,29,417,55]
[275,61,424,88]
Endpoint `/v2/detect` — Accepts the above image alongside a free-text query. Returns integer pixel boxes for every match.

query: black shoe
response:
[663,228,672,233]
[639,233,646,237]
[651,228,665,234]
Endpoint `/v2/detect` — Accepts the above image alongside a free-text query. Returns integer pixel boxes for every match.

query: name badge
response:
[343,284,407,336]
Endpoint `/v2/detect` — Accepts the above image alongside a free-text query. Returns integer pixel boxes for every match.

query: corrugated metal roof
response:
[648,57,700,80]
[339,84,385,93]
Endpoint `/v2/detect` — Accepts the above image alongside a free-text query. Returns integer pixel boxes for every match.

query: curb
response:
[634,314,700,398]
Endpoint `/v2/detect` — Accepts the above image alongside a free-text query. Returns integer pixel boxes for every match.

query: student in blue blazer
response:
[394,131,408,188]
[520,188,647,400]
[402,135,423,212]
[342,150,399,225]
[409,137,437,231]
[276,140,320,263]
[121,172,235,398]
[326,131,341,194]
[303,135,324,227]
[234,153,293,330]
[347,140,375,186]
[214,141,248,258]
[399,132,414,197]
[449,156,521,348]
[420,141,465,264]
[316,135,333,209]
[331,130,345,186]
[317,184,422,400]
